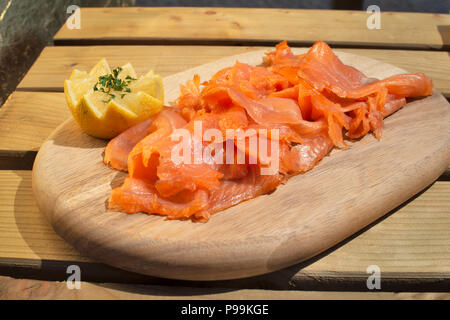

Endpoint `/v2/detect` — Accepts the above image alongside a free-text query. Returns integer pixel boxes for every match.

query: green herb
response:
[125,75,137,83]
[103,94,116,104]
[93,67,136,103]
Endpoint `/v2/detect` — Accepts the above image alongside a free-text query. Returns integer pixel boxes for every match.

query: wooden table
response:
[1,7,449,299]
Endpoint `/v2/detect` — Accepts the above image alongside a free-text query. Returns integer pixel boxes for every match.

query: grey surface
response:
[135,0,333,9]
[362,0,449,13]
[0,0,134,106]
[136,0,449,12]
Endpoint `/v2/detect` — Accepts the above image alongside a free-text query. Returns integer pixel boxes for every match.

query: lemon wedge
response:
[64,58,164,139]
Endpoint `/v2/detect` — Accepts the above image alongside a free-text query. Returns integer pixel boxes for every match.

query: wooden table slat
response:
[0,92,70,153]
[54,7,450,50]
[17,46,450,98]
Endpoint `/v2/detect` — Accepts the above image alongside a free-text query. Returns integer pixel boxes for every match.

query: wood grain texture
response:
[18,46,259,91]
[17,46,450,98]
[32,50,450,280]
[0,171,88,262]
[0,92,71,169]
[53,7,450,49]
[2,171,450,289]
[1,276,449,300]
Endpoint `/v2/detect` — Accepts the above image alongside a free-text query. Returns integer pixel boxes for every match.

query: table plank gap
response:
[17,46,450,100]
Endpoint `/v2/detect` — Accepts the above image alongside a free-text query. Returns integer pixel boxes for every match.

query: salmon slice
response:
[346,73,433,99]
[383,94,407,117]
[128,107,250,200]
[109,177,209,220]
[104,107,186,173]
[298,41,376,97]
[280,133,334,174]
[265,40,304,67]
[105,40,433,221]
[200,165,283,221]
[127,108,187,178]
[155,158,224,198]
[202,86,303,125]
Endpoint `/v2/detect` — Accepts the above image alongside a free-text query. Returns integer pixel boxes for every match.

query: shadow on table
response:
[94,282,238,298]
[10,169,442,296]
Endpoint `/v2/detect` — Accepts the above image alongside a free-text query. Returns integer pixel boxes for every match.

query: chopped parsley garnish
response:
[93,67,137,103]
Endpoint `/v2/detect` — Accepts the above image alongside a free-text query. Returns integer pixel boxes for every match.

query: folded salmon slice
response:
[105,108,186,172]
[109,177,210,220]
[105,41,433,221]
[104,118,153,172]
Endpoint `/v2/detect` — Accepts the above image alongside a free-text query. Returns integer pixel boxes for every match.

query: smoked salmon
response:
[105,41,433,221]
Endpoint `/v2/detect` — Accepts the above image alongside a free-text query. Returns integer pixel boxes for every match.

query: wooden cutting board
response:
[32,49,450,280]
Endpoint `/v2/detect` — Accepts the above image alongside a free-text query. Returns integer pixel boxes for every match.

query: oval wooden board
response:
[32,49,450,280]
